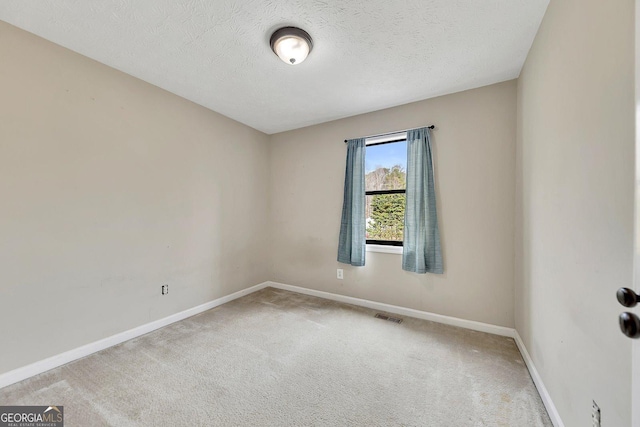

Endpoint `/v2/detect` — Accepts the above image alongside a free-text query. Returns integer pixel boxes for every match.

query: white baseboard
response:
[513,331,564,427]
[1,279,564,427]
[267,281,515,337]
[0,281,270,389]
[268,281,563,426]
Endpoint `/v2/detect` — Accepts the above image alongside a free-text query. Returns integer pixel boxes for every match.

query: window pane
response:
[366,193,405,242]
[365,141,407,191]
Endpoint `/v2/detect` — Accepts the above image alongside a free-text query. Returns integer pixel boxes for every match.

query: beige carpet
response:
[0,287,552,426]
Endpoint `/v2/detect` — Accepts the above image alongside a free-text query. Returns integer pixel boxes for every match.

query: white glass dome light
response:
[270,27,313,65]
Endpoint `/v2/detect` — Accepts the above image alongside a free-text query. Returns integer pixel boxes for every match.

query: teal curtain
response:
[403,128,443,274]
[337,138,366,266]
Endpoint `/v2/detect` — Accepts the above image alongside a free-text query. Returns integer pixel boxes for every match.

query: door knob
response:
[617,287,639,307]
[619,312,640,339]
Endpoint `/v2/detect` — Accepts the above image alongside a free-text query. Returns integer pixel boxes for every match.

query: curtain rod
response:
[344,125,435,143]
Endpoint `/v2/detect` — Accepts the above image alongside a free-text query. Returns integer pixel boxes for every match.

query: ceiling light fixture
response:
[270,27,313,65]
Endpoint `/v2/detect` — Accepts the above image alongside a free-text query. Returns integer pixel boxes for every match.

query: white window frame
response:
[365,131,407,255]
[366,244,403,255]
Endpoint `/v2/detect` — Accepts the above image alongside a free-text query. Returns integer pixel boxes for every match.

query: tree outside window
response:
[365,140,406,245]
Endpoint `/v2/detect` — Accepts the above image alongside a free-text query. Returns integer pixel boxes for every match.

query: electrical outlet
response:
[162,284,169,295]
[337,269,343,280]
[592,400,601,427]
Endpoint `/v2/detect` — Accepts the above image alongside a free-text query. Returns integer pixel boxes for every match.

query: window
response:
[365,135,407,247]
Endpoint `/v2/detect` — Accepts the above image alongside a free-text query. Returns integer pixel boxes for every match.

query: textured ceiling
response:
[0,0,549,134]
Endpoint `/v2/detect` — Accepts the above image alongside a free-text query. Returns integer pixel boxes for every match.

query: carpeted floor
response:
[0,287,552,426]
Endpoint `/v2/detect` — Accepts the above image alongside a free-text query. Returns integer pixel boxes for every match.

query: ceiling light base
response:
[270,27,313,65]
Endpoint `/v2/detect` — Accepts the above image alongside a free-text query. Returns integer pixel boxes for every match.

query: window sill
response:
[366,244,403,255]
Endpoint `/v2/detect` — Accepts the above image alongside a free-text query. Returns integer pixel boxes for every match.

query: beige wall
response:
[0,22,270,375]
[269,81,517,327]
[515,0,635,425]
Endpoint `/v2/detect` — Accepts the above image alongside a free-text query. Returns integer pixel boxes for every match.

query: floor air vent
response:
[375,313,403,324]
